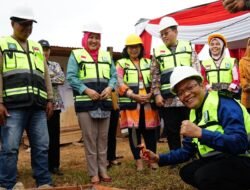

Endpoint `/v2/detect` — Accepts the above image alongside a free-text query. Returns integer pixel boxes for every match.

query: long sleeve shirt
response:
[47,60,65,110]
[116,58,160,129]
[239,57,250,108]
[66,52,117,94]
[201,58,240,92]
[151,44,200,107]
[159,96,249,165]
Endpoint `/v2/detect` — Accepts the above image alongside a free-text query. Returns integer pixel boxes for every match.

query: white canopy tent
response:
[135,1,250,59]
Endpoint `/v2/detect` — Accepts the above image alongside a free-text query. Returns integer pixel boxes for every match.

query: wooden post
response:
[107,46,113,57]
[106,46,122,137]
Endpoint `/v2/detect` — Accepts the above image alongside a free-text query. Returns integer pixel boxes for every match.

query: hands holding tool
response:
[139,144,159,164]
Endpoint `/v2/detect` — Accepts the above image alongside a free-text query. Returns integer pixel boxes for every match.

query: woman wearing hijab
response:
[201,33,240,97]
[66,22,117,184]
[239,38,250,113]
[116,34,160,171]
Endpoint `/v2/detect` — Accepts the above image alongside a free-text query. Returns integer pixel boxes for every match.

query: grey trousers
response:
[77,112,110,177]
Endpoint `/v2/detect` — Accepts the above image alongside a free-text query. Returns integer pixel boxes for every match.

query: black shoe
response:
[107,160,121,169]
[115,155,124,159]
[50,168,64,176]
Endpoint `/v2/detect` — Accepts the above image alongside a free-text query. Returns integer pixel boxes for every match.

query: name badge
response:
[8,43,17,50]
[225,63,230,69]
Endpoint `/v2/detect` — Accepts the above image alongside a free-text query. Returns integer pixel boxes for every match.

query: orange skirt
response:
[119,103,160,129]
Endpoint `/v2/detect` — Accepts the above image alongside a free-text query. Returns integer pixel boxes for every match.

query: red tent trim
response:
[140,1,249,59]
[148,1,248,25]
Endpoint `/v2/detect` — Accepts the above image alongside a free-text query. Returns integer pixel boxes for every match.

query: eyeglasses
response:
[176,83,199,98]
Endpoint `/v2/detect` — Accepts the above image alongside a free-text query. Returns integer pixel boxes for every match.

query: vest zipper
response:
[26,43,35,104]
[95,61,100,90]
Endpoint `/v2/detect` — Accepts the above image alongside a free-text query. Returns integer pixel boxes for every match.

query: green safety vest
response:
[72,48,113,112]
[117,58,154,110]
[154,40,192,98]
[190,91,250,157]
[202,57,235,85]
[0,36,47,109]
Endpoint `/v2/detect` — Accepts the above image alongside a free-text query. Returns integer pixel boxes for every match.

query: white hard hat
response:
[82,21,102,34]
[10,6,37,23]
[170,66,202,94]
[159,16,178,32]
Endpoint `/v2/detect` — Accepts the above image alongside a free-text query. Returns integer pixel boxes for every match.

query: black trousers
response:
[107,109,120,161]
[179,156,250,190]
[128,105,157,160]
[160,107,189,150]
[47,110,61,170]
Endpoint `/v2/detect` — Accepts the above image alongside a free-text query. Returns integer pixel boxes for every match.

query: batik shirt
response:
[47,61,65,110]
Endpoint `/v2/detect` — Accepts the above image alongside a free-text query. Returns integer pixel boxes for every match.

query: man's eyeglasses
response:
[176,83,199,98]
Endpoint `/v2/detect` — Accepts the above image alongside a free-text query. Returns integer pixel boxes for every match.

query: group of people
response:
[0,1,250,190]
[66,14,250,190]
[140,2,250,190]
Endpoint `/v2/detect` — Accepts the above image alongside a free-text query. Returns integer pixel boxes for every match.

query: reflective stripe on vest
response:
[75,95,112,102]
[202,57,235,84]
[72,48,112,112]
[3,86,47,99]
[0,36,47,108]
[154,40,192,97]
[117,58,151,109]
[190,91,250,157]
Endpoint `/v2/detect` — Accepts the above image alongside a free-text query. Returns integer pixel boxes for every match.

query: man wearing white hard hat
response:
[151,16,200,151]
[66,21,117,184]
[0,6,53,189]
[142,66,250,190]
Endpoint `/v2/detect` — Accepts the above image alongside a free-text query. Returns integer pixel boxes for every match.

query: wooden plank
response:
[60,106,79,129]
[60,130,82,145]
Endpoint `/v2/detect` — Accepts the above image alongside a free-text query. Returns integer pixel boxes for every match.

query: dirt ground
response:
[17,137,194,190]
[19,136,132,170]
[18,137,135,188]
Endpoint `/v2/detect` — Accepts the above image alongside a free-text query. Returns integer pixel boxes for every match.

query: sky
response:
[0,0,216,52]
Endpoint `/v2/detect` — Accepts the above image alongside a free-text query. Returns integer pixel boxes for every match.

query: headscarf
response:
[243,38,250,61]
[209,37,225,61]
[81,32,101,62]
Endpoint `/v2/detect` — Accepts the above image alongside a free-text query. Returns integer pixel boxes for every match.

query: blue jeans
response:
[0,107,52,189]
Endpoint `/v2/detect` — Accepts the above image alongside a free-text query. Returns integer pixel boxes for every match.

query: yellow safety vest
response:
[117,58,153,110]
[72,48,113,112]
[154,40,192,98]
[0,36,47,108]
[190,91,250,157]
[202,57,235,85]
